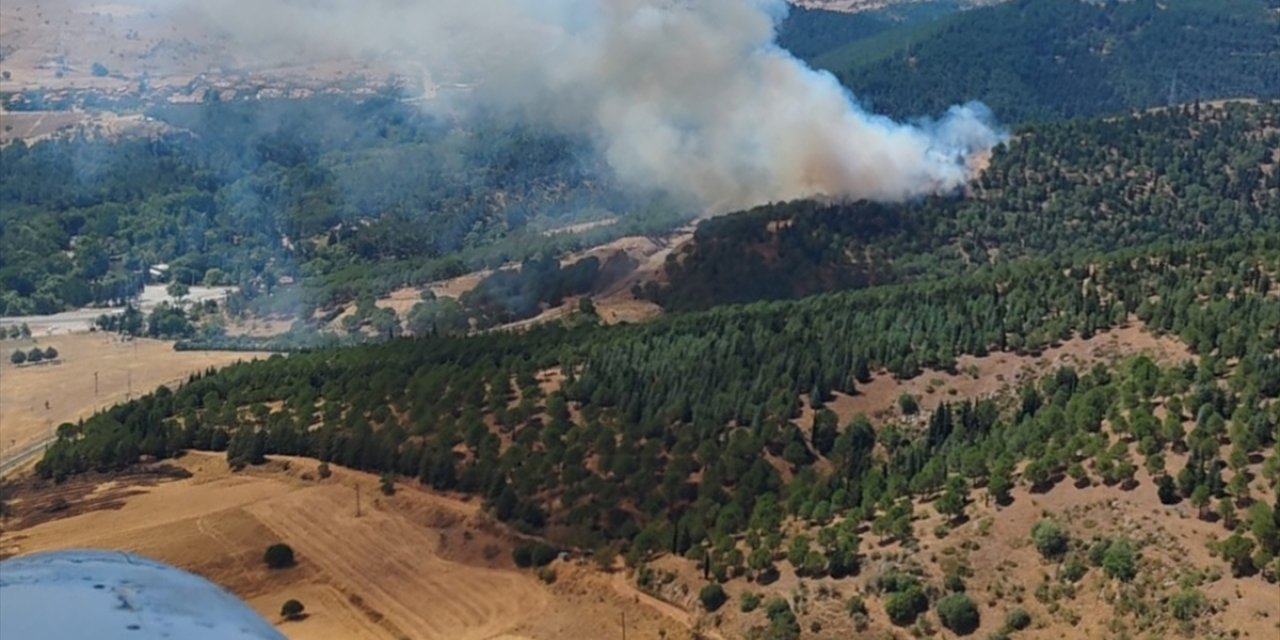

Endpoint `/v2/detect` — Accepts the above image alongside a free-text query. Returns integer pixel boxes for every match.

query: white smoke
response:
[171,0,1004,212]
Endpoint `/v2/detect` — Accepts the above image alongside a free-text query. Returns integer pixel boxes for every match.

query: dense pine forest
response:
[651,102,1280,310]
[37,232,1280,583]
[813,0,1280,122]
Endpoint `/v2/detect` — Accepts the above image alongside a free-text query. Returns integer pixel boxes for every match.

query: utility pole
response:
[94,371,99,396]
[620,612,626,640]
[355,484,362,518]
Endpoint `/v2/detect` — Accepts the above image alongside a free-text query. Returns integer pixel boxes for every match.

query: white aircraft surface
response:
[0,550,284,639]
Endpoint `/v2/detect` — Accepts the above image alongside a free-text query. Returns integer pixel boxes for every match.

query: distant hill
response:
[814,0,1280,123]
[778,2,968,61]
[789,0,1004,14]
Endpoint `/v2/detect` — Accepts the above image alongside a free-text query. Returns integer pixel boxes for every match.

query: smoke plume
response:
[176,0,1004,212]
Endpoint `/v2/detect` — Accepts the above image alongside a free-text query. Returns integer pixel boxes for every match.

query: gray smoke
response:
[172,0,1004,212]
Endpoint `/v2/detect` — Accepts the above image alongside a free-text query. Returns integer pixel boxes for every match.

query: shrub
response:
[1169,588,1206,621]
[26,347,44,363]
[264,543,296,569]
[536,567,557,584]
[699,583,727,611]
[317,462,331,479]
[885,586,928,626]
[1102,539,1138,582]
[513,541,558,568]
[9,350,24,365]
[846,595,868,617]
[899,393,920,415]
[740,591,761,612]
[1031,518,1069,560]
[43,346,58,360]
[280,599,305,621]
[1061,555,1088,582]
[936,593,980,635]
[1004,607,1032,631]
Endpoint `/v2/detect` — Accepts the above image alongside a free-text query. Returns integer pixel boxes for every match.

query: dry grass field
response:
[0,333,266,472]
[0,453,691,640]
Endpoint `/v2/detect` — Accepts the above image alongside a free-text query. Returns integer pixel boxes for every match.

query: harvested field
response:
[0,453,692,639]
[0,332,266,474]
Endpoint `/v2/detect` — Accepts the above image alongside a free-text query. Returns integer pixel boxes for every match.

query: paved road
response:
[0,436,53,478]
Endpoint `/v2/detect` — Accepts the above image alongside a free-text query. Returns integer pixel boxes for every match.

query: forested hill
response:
[815,0,1280,123]
[35,235,1280,568]
[0,96,678,317]
[647,101,1280,311]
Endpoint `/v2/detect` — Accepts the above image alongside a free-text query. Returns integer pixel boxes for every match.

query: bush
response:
[9,350,25,365]
[1102,539,1138,581]
[91,62,109,77]
[699,583,727,611]
[264,543,296,569]
[936,593,980,635]
[536,567,557,584]
[280,599,305,621]
[846,595,867,617]
[1169,588,1206,621]
[43,346,58,360]
[885,586,928,626]
[740,591,761,612]
[26,347,44,363]
[1031,518,1069,560]
[379,473,396,496]
[317,462,331,479]
[899,393,920,415]
[1004,607,1032,631]
[513,541,558,568]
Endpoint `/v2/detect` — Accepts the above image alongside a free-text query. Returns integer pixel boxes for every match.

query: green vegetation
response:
[263,543,296,569]
[1031,519,1070,560]
[936,593,980,635]
[26,104,1280,630]
[699,583,727,611]
[652,102,1280,310]
[818,0,1280,123]
[280,599,305,621]
[512,542,558,568]
[35,231,1280,580]
[0,95,681,317]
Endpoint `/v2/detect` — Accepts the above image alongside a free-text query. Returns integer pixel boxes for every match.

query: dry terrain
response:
[643,460,1279,639]
[0,332,266,473]
[0,453,692,640]
[798,320,1194,430]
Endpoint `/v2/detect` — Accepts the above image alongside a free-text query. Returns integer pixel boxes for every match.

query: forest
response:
[650,101,1280,310]
[0,93,678,317]
[36,233,1280,585]
[813,0,1280,123]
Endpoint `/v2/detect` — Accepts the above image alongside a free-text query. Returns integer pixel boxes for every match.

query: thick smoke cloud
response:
[173,0,1004,212]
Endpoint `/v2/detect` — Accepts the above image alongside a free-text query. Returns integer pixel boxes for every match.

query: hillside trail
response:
[608,569,725,640]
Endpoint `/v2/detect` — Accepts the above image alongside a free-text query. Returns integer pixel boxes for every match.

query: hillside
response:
[817,0,1280,122]
[649,101,1280,311]
[0,96,686,321]
[21,227,1280,636]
